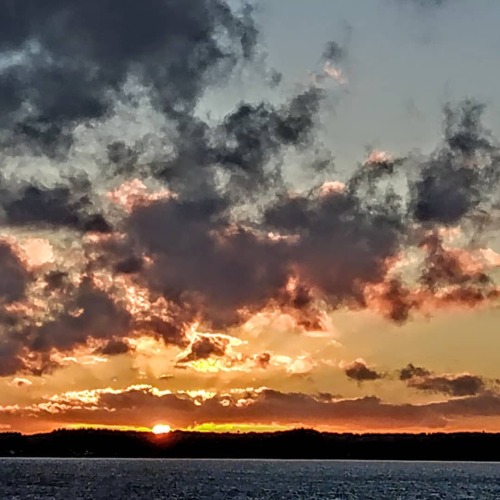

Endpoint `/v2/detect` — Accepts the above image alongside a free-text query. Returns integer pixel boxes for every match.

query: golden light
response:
[151,424,172,435]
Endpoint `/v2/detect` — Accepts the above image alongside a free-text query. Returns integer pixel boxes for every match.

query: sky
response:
[1,0,500,435]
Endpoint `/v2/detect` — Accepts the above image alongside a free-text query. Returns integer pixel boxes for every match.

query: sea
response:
[0,459,498,499]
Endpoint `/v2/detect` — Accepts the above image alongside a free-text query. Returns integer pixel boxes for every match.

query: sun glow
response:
[151,424,172,435]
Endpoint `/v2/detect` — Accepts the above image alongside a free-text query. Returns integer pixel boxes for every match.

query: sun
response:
[151,424,172,435]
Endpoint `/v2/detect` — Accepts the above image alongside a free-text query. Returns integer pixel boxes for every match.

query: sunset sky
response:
[1,0,500,435]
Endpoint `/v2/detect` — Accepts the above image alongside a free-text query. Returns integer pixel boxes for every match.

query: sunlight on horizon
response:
[151,424,172,435]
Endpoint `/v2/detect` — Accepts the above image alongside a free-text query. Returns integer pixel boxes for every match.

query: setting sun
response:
[151,424,172,435]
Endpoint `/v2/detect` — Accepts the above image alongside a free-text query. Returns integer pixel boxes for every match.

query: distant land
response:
[1,429,500,461]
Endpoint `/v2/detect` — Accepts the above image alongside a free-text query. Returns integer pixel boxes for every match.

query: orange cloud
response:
[3,385,500,434]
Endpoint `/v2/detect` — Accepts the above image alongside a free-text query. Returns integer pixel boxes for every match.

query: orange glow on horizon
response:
[64,423,152,433]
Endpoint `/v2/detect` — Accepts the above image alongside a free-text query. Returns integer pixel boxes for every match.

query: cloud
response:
[0,278,132,376]
[311,40,348,86]
[344,360,383,382]
[9,377,32,388]
[0,242,32,377]
[338,361,492,398]
[399,364,432,381]
[392,0,448,9]
[0,242,30,303]
[411,101,494,226]
[125,197,291,330]
[0,181,111,233]
[5,385,500,432]
[0,1,500,380]
[0,0,257,148]
[408,374,486,397]
[96,339,131,356]
[254,352,271,369]
[176,335,230,364]
[3,95,500,375]
[398,362,487,397]
[407,0,447,6]
[27,279,131,354]
[322,41,345,64]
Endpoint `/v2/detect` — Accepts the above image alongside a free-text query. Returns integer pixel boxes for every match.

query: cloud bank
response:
[0,1,499,385]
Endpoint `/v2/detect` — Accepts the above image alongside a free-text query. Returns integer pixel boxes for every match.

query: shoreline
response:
[1,429,500,461]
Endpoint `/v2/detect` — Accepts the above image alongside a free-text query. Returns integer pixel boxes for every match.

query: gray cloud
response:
[395,0,448,8]
[408,374,486,397]
[399,363,488,397]
[8,386,500,431]
[0,243,32,376]
[399,364,432,381]
[264,178,403,307]
[0,243,30,304]
[0,278,132,376]
[0,0,257,148]
[0,2,499,379]
[126,197,290,330]
[4,96,500,373]
[322,41,345,63]
[344,361,383,382]
[0,180,111,233]
[27,279,131,354]
[411,100,498,226]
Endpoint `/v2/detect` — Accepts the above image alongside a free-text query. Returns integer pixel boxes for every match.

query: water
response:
[0,459,499,499]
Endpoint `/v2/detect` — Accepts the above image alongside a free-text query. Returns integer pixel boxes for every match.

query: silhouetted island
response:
[1,429,499,461]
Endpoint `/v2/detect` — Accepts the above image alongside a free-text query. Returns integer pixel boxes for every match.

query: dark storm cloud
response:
[412,152,480,226]
[126,197,290,330]
[344,361,383,382]
[113,256,144,275]
[264,180,403,307]
[26,279,131,354]
[152,87,324,198]
[411,100,498,226]
[3,92,500,374]
[0,339,26,377]
[214,88,323,189]
[0,181,111,233]
[78,96,500,342]
[419,233,488,291]
[0,0,257,145]
[0,0,500,380]
[0,278,133,376]
[0,242,32,371]
[0,243,30,304]
[0,0,270,372]
[124,141,403,333]
[44,271,68,291]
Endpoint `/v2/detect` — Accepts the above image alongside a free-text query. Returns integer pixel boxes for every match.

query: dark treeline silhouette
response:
[0,429,499,461]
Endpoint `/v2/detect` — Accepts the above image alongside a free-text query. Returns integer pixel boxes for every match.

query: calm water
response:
[0,459,499,499]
